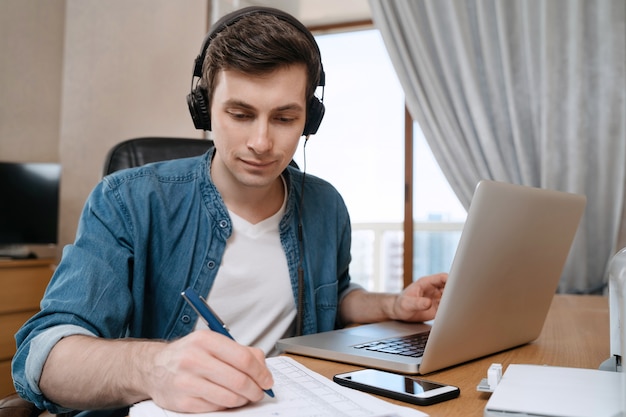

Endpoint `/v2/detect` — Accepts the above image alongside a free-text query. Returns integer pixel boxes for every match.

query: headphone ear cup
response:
[187,87,212,131]
[303,96,325,136]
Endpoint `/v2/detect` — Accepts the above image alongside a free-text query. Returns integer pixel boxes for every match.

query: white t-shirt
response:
[195,178,296,356]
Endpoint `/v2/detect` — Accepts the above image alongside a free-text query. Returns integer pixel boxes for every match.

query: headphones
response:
[187,6,326,136]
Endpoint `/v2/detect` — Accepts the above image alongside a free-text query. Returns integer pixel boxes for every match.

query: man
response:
[13,7,446,416]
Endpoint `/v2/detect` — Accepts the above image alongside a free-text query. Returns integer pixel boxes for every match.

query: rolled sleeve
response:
[14,325,95,412]
[335,282,364,328]
[339,282,363,302]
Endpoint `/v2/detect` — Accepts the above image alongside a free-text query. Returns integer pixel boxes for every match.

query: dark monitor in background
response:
[0,162,61,258]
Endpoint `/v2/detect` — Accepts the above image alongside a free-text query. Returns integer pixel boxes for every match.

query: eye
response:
[274,111,301,124]
[227,110,253,120]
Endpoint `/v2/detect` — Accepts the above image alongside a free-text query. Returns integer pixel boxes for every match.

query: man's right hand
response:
[147,330,274,412]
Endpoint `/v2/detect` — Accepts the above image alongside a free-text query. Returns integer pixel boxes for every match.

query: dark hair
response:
[201,12,322,104]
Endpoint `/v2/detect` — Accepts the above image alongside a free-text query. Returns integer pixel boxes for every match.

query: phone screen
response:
[342,369,443,395]
[334,369,460,406]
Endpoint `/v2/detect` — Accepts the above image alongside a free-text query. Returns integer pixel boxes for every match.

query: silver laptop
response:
[276,180,586,374]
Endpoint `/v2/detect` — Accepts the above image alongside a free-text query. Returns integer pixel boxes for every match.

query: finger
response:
[154,374,250,413]
[434,273,448,288]
[163,332,270,407]
[198,355,266,403]
[402,295,433,312]
[420,273,447,288]
[251,347,275,389]
[195,332,273,396]
[211,343,274,391]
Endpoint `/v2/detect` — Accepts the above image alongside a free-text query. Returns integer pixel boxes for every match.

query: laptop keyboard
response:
[352,332,430,358]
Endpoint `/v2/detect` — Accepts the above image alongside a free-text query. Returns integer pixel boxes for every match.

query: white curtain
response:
[369,0,626,293]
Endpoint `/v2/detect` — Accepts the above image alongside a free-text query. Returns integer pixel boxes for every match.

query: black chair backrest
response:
[103,137,214,176]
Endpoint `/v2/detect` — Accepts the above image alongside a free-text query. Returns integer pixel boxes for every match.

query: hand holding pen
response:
[182,287,275,398]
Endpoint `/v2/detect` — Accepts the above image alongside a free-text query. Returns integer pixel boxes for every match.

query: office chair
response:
[102,136,298,176]
[102,136,214,176]
[0,393,47,417]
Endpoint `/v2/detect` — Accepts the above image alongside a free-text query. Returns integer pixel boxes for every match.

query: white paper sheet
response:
[130,356,427,417]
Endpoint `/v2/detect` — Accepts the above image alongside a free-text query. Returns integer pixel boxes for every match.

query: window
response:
[293,29,466,291]
[412,122,466,282]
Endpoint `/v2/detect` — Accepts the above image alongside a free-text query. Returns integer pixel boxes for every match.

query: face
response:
[209,65,308,194]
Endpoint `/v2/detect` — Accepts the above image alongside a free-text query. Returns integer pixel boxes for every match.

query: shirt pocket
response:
[313,281,338,331]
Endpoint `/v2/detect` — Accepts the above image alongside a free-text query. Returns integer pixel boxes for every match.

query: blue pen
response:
[181,287,275,398]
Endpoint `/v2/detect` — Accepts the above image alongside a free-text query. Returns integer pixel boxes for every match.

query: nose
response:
[247,119,272,155]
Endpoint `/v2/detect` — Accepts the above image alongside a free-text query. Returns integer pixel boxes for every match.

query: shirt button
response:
[207,260,216,269]
[181,315,191,323]
[219,220,228,228]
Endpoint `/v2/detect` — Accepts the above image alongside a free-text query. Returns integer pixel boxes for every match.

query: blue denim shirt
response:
[12,149,353,415]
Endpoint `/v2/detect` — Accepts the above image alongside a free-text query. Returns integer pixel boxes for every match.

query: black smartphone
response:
[333,368,460,406]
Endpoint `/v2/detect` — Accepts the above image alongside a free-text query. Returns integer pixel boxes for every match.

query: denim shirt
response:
[12,149,353,415]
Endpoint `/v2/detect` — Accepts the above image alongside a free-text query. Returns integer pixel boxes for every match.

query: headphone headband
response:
[187,6,326,134]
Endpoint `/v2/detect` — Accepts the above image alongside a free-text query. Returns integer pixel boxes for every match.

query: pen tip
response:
[265,389,275,398]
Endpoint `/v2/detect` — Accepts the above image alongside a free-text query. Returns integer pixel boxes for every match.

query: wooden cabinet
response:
[0,259,54,397]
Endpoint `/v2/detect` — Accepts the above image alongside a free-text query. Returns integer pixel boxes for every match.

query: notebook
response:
[276,180,586,374]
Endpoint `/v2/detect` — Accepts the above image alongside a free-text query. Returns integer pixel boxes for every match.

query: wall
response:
[0,0,65,162]
[1,0,209,259]
[59,0,208,253]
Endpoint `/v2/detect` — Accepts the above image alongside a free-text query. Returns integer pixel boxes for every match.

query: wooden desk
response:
[287,294,610,417]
